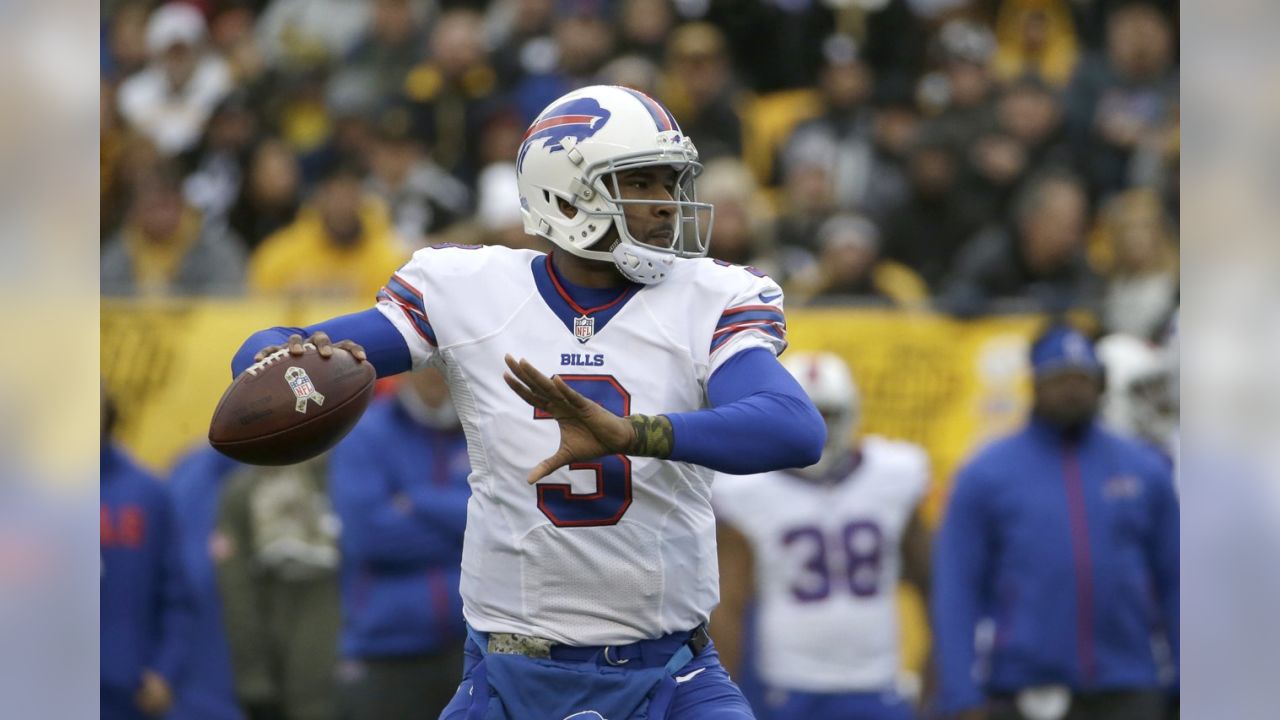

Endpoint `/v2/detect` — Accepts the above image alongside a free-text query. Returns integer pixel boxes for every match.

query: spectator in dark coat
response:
[1064,1,1178,200]
[779,35,909,223]
[364,103,472,248]
[227,138,302,252]
[882,133,986,292]
[938,171,1100,316]
[333,0,429,105]
[404,8,503,188]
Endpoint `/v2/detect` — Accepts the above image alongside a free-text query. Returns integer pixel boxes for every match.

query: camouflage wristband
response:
[626,414,674,459]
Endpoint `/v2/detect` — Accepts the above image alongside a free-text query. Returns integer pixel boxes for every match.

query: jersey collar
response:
[530,253,642,342]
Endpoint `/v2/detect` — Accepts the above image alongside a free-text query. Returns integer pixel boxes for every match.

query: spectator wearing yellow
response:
[249,164,407,299]
[992,0,1081,88]
[102,166,247,297]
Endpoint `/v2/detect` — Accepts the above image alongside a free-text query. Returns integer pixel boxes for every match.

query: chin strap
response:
[611,241,675,284]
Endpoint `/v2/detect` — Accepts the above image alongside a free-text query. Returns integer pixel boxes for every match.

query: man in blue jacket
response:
[101,396,192,720]
[329,367,472,719]
[931,325,1178,720]
[168,446,245,720]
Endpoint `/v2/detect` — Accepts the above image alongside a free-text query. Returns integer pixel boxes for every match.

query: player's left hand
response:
[503,355,636,484]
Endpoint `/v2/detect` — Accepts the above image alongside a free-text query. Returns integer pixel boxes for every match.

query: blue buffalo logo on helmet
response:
[517,97,612,171]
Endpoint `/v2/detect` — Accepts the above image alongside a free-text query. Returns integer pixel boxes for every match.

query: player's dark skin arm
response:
[709,520,754,679]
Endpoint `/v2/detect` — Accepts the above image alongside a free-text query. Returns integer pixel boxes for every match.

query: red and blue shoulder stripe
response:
[377,273,437,346]
[711,304,786,353]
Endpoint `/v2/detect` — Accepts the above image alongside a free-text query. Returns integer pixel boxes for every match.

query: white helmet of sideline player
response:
[515,85,714,284]
[782,352,861,476]
[1096,333,1177,449]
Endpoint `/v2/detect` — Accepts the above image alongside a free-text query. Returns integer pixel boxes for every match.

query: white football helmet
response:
[516,85,714,284]
[1097,333,1177,449]
[782,352,861,475]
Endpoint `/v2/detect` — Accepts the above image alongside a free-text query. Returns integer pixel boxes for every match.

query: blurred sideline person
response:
[932,325,1178,720]
[329,368,472,719]
[215,456,341,720]
[713,352,930,720]
[101,393,192,720]
[1096,333,1178,460]
[168,447,246,720]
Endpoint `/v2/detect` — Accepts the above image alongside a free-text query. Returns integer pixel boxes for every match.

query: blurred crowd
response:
[102,0,1179,339]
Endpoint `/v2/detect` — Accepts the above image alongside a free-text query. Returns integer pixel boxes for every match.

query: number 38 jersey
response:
[713,438,929,692]
[374,244,787,646]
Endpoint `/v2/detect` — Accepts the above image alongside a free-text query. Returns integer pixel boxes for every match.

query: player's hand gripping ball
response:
[209,332,375,465]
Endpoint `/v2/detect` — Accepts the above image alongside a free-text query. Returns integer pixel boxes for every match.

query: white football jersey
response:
[375,244,787,645]
[713,436,929,692]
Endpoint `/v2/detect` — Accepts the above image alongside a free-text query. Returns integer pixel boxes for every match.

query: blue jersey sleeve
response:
[664,347,824,474]
[231,308,413,379]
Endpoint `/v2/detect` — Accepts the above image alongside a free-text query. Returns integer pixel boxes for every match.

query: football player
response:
[230,85,826,719]
[713,352,930,720]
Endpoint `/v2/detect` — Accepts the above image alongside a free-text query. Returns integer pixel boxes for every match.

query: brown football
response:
[208,344,376,465]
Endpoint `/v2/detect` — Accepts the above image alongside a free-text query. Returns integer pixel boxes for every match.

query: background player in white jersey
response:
[229,85,825,719]
[712,352,931,720]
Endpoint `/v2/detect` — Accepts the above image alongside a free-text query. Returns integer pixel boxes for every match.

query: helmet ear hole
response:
[552,194,578,219]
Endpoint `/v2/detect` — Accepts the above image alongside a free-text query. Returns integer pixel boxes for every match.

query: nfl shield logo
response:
[574,315,595,343]
[285,366,326,413]
[287,368,315,398]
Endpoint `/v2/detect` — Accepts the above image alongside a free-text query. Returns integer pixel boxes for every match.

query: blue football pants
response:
[439,636,756,720]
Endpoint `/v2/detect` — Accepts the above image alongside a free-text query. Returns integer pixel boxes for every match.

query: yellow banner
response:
[103,302,1044,502]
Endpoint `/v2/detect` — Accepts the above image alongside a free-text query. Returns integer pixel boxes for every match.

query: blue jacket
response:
[167,447,245,720]
[329,395,472,658]
[931,418,1179,714]
[101,444,191,704]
